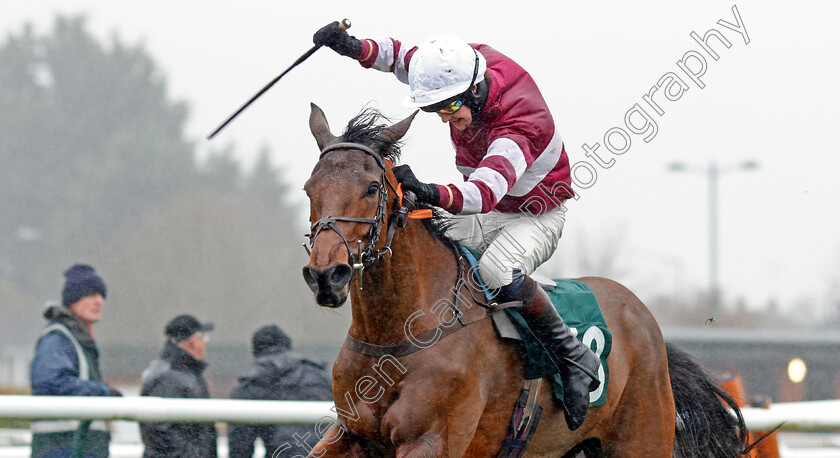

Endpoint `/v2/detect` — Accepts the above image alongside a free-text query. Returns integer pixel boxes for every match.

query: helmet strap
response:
[463,74,490,115]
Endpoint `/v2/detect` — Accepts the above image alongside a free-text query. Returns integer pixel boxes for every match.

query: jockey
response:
[314,23,601,430]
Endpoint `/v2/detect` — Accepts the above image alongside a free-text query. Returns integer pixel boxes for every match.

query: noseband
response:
[306,142,419,287]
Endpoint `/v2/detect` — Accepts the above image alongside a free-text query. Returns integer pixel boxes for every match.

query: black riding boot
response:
[500,272,601,431]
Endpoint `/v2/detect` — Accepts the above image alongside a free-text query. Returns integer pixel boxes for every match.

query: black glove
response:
[393,165,440,206]
[313,21,362,59]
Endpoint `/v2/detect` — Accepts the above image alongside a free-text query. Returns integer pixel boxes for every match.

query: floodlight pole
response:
[668,160,758,318]
[708,162,720,318]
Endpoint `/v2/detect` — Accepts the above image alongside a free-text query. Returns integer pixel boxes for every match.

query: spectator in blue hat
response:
[140,314,217,457]
[30,264,121,458]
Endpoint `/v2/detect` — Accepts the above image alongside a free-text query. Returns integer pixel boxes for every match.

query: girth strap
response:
[497,379,544,457]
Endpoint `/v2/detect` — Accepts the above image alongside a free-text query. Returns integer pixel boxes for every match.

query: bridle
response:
[305,142,430,287]
[307,143,503,361]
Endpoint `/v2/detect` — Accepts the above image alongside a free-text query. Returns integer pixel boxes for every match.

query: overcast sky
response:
[3,1,839,316]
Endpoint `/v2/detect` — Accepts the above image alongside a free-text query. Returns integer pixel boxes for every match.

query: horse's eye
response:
[366,183,379,197]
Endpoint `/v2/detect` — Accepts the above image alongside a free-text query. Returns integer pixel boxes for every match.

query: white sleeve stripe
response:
[395,42,410,84]
[369,38,411,84]
[486,138,527,180]
[469,167,509,203]
[371,38,395,73]
[456,181,483,214]
[507,131,564,197]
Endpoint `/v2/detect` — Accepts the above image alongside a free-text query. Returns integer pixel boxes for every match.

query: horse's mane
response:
[340,107,455,246]
[340,107,403,163]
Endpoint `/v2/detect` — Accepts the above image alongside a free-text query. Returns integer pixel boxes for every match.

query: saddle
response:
[459,246,613,457]
[459,246,612,407]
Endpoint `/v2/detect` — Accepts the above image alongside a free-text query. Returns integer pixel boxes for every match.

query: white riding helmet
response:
[402,36,487,109]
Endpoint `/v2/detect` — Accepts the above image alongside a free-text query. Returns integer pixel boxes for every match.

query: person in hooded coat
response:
[139,314,217,458]
[227,325,332,458]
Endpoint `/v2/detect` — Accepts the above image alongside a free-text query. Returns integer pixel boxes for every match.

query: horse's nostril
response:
[303,264,352,293]
[302,266,320,293]
[326,264,352,289]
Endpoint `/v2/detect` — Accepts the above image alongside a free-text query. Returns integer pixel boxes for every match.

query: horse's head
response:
[302,103,416,307]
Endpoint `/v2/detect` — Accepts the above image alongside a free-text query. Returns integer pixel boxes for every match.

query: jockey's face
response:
[438,105,472,131]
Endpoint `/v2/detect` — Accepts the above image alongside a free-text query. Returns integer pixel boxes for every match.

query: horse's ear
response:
[375,110,418,153]
[309,103,338,151]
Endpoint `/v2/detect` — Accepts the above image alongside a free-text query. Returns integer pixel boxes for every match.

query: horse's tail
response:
[667,343,750,457]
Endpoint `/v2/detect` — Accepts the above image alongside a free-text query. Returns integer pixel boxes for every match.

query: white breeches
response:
[446,207,566,289]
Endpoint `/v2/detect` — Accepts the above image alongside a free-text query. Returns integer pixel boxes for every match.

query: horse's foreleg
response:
[307,422,366,458]
[385,380,489,457]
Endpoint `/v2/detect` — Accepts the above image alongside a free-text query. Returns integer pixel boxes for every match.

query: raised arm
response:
[313,21,417,84]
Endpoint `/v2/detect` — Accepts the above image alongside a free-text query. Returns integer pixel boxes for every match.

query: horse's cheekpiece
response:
[306,141,428,288]
[307,143,391,274]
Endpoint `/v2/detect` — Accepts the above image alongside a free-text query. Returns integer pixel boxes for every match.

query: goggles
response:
[421,97,463,114]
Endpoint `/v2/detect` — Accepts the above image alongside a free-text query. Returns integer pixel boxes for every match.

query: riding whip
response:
[207,19,351,140]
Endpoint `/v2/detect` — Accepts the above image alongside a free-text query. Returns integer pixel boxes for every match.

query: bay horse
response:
[301,104,748,457]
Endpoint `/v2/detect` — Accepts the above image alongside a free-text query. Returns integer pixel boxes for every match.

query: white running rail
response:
[740,400,840,431]
[0,396,335,424]
[1,396,839,431]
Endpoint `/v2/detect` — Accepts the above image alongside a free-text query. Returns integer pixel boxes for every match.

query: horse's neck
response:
[348,221,458,345]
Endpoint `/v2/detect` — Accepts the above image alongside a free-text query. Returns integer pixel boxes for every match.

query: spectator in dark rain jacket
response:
[227,325,332,458]
[140,314,216,457]
[30,264,120,458]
